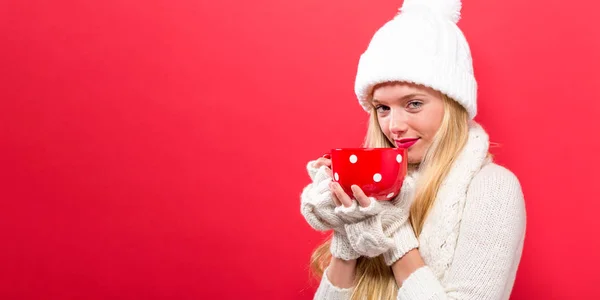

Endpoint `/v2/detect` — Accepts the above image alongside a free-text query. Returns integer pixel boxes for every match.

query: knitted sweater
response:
[314,161,527,299]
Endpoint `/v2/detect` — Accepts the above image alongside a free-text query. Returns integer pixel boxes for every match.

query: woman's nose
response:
[389,110,409,136]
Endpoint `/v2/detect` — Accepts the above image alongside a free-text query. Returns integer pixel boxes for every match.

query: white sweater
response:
[314,161,527,299]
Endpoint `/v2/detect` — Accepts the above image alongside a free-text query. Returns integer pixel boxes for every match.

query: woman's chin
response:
[406,149,423,164]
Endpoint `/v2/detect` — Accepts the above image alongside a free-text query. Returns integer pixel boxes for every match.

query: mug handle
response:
[322,152,335,181]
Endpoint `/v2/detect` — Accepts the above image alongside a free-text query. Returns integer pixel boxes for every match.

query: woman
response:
[300,0,527,299]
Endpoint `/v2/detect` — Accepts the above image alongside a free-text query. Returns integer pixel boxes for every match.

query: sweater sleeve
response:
[397,164,527,300]
[314,267,354,300]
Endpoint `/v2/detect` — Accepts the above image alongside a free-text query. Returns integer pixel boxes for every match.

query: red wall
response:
[2,0,599,299]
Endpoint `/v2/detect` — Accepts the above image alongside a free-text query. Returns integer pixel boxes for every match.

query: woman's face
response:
[372,82,445,164]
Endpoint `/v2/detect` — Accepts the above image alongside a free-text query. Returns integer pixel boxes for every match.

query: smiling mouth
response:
[395,138,419,149]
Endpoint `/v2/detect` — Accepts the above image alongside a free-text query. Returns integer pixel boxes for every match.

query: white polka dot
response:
[396,154,403,163]
[334,173,339,181]
[387,192,395,199]
[373,173,382,182]
[349,154,358,163]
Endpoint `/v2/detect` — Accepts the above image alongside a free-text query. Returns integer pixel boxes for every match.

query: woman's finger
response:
[330,182,353,207]
[351,185,372,208]
[331,192,342,207]
[313,157,332,169]
[323,166,333,178]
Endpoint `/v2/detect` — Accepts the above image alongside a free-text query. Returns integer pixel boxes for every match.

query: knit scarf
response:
[410,121,490,280]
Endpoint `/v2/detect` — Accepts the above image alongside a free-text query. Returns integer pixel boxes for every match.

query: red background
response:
[1,0,599,299]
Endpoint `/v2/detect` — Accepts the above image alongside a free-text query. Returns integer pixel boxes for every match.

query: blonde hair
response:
[309,93,472,300]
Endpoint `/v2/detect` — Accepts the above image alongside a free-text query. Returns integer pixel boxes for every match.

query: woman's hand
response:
[301,159,343,230]
[327,181,418,264]
[307,156,331,180]
[309,157,371,210]
[302,156,419,264]
[329,182,372,208]
[300,158,361,260]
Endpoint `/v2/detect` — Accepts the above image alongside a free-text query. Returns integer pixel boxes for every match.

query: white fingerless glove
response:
[334,175,420,265]
[300,161,360,260]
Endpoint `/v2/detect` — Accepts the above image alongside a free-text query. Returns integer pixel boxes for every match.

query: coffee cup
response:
[324,148,407,201]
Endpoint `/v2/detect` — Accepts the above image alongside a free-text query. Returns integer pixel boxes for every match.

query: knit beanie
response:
[354,0,478,119]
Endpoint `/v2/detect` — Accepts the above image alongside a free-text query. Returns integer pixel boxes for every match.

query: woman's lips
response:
[395,138,419,149]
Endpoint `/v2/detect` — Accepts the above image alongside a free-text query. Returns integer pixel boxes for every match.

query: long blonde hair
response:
[310,93,471,300]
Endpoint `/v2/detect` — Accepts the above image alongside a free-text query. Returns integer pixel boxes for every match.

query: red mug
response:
[324,148,408,201]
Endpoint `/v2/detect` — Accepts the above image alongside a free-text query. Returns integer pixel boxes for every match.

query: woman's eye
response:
[375,105,390,113]
[407,101,423,109]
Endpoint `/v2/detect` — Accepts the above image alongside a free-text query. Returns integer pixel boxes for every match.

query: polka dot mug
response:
[324,148,408,201]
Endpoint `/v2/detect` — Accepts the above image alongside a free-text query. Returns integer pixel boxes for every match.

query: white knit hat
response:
[354,0,478,119]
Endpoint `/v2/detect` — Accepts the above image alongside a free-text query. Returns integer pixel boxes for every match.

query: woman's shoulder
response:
[466,161,526,215]
[471,161,522,191]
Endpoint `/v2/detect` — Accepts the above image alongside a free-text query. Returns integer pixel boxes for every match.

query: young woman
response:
[300,1,527,299]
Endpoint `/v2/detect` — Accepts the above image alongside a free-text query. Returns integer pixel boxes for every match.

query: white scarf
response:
[408,121,490,279]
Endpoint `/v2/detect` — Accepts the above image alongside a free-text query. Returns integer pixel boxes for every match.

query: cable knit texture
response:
[301,162,361,260]
[332,171,420,264]
[382,171,420,265]
[419,121,489,280]
[312,122,527,299]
